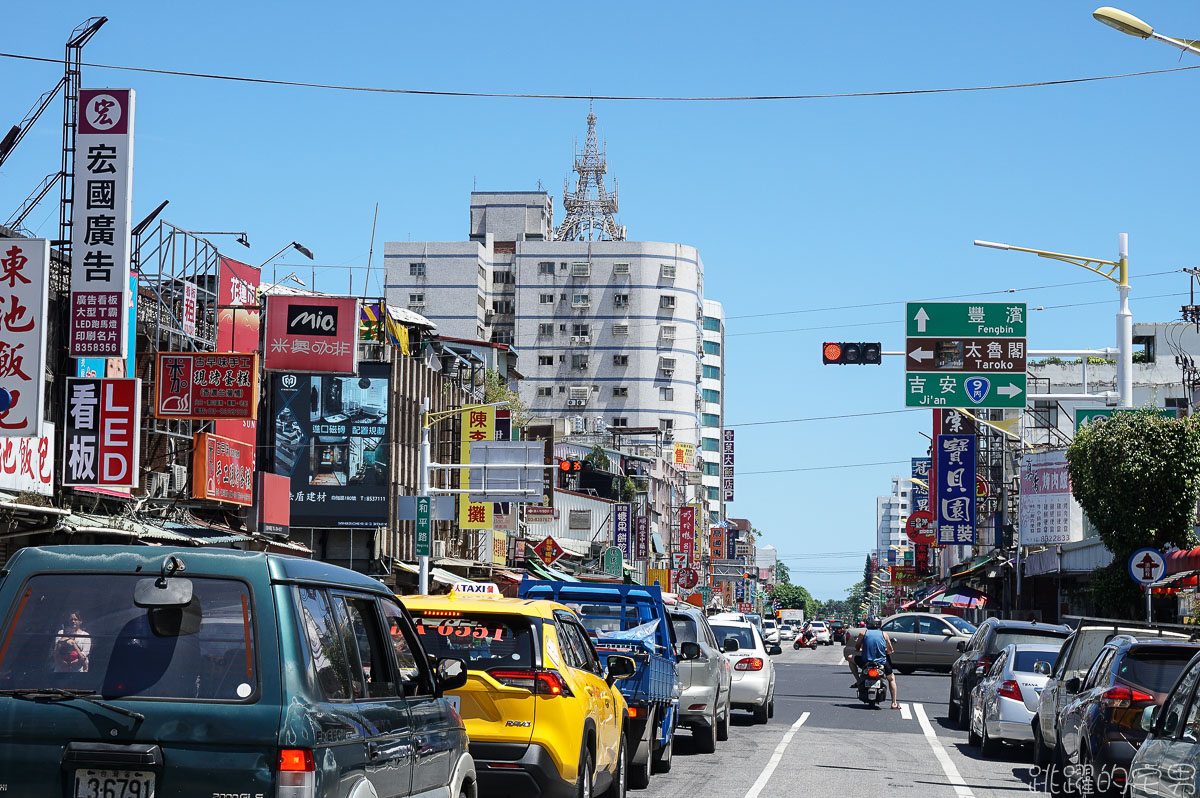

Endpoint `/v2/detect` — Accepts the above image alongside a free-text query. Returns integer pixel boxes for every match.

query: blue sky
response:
[5,2,1200,599]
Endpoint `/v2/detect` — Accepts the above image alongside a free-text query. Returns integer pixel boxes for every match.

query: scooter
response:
[857,661,887,708]
[794,628,818,650]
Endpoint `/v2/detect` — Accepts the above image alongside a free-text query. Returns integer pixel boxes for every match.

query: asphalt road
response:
[641,641,1050,798]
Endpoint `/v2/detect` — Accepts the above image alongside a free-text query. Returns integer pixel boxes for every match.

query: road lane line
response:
[899,702,911,720]
[742,711,810,798]
[913,702,973,798]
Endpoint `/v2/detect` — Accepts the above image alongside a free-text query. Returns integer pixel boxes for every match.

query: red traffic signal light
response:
[822,342,882,365]
[558,459,582,472]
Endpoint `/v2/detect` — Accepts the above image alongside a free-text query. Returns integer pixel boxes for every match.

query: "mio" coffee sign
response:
[264,294,360,374]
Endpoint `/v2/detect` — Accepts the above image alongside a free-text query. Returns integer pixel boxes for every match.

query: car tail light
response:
[277,748,315,798]
[489,668,574,697]
[735,657,764,671]
[997,680,1022,701]
[688,703,708,711]
[1101,685,1155,708]
[974,656,992,675]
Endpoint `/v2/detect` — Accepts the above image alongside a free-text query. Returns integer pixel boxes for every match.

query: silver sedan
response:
[970,643,1063,757]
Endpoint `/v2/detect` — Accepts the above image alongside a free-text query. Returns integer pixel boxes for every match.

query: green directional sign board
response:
[905,372,1027,408]
[906,302,1027,338]
[415,496,432,557]
[1076,408,1179,429]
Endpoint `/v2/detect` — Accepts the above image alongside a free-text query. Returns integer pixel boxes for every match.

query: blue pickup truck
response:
[518,580,681,789]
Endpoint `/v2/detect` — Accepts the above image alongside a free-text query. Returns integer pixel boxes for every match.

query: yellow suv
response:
[403,592,636,798]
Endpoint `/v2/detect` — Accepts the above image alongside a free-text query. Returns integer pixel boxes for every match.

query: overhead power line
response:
[1,51,1197,102]
[738,460,909,476]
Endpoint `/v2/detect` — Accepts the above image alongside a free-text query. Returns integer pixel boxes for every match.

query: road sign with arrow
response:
[905,302,1028,409]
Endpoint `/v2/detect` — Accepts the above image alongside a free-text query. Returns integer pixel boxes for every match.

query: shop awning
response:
[393,561,475,588]
[525,555,579,582]
[947,555,997,585]
[651,533,666,555]
[931,586,992,609]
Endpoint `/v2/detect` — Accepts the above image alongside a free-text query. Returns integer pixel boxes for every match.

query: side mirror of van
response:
[1141,705,1161,733]
[435,657,468,694]
[679,642,702,661]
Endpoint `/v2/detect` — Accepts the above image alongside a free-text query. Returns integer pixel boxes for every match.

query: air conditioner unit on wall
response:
[433,540,447,559]
[170,464,190,493]
[145,472,170,499]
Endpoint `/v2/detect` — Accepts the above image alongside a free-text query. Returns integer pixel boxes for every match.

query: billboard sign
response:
[710,526,725,560]
[458,406,495,529]
[70,89,134,358]
[635,515,650,561]
[264,295,360,374]
[193,433,254,506]
[679,505,696,565]
[0,423,54,495]
[181,280,198,337]
[935,434,976,545]
[254,472,291,538]
[1019,449,1084,546]
[672,442,696,471]
[910,457,930,514]
[155,353,259,420]
[63,378,141,488]
[613,503,632,559]
[271,363,390,527]
[215,257,262,449]
[0,238,49,437]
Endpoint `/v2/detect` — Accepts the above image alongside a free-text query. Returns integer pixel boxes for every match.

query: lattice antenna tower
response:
[554,103,626,242]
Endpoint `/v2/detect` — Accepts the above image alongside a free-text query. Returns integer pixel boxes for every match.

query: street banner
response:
[680,506,696,565]
[935,434,976,545]
[63,378,141,488]
[915,543,931,577]
[155,353,259,420]
[0,238,49,436]
[1019,449,1083,546]
[710,526,725,560]
[727,528,738,561]
[723,429,735,502]
[215,256,261,447]
[193,433,254,506]
[264,295,360,374]
[635,515,650,561]
[70,89,134,358]
[458,405,495,529]
[604,546,623,578]
[492,530,507,565]
[181,280,198,337]
[613,503,632,559]
[0,423,54,495]
[672,441,696,471]
[910,457,931,514]
[271,363,390,527]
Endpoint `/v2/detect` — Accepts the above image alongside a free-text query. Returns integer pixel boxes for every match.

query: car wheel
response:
[957,689,971,729]
[600,733,627,798]
[948,682,959,724]
[694,709,717,754]
[716,699,730,742]
[896,666,915,676]
[1033,721,1052,767]
[767,696,774,719]
[577,746,595,798]
[967,701,981,747]
[979,717,1000,757]
[753,700,769,724]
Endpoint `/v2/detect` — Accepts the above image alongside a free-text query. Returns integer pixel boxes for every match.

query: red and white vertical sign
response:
[679,505,696,565]
[63,378,141,488]
[181,280,197,337]
[0,238,50,437]
[69,89,135,358]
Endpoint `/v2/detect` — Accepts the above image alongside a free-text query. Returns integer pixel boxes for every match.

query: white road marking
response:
[913,702,974,798]
[899,702,911,720]
[742,711,810,798]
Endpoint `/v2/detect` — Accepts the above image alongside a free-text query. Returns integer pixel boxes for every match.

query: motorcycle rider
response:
[849,617,900,710]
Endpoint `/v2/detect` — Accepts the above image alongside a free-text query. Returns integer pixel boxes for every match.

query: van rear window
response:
[410,611,535,670]
[0,574,256,701]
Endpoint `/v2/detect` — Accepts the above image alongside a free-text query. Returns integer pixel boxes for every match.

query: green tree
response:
[775,562,791,586]
[584,445,611,471]
[1067,409,1200,617]
[482,369,531,427]
[771,583,818,619]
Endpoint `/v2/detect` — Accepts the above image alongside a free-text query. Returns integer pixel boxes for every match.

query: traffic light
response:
[822,342,882,365]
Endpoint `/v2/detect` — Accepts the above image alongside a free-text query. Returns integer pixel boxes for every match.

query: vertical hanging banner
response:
[710,526,725,560]
[181,280,198,337]
[70,89,134,358]
[613,503,632,559]
[722,430,735,502]
[679,505,696,565]
[458,405,495,529]
[910,457,931,514]
[635,515,650,561]
[214,256,261,449]
[0,238,50,437]
[62,378,141,488]
[935,434,976,545]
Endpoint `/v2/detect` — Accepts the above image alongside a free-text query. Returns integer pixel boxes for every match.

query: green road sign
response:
[603,546,624,578]
[415,496,432,558]
[1076,408,1179,428]
[906,302,1027,338]
[905,372,1027,408]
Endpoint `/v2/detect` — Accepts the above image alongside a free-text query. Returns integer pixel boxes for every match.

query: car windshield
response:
[943,616,976,633]
[993,629,1068,652]
[711,624,757,651]
[763,620,776,629]
[1118,648,1200,693]
[0,573,257,701]
[1012,650,1060,673]
[409,611,535,670]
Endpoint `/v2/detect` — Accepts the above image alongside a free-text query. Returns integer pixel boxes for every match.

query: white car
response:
[969,643,1061,756]
[779,625,796,641]
[762,618,782,647]
[808,621,832,645]
[710,620,776,724]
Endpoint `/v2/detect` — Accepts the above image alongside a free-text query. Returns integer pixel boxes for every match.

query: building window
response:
[703,365,720,380]
[538,355,553,366]
[538,323,554,336]
[491,330,513,344]
[409,262,425,276]
[538,261,555,275]
[1166,398,1188,415]
[660,387,674,401]
[558,386,566,393]
[612,323,629,336]
[492,271,515,285]
[660,263,677,278]
[707,486,719,501]
[705,462,719,476]
[478,265,486,280]
[613,354,629,367]
[1030,400,1058,430]
[491,300,514,314]
[612,417,628,427]
[660,295,676,310]
[702,389,721,404]
[702,413,720,427]
[614,294,629,307]
[536,387,552,397]
[572,323,589,338]
[408,293,424,305]
[614,262,630,276]
[540,293,555,304]
[702,437,719,452]
[659,419,674,432]
[703,341,721,356]
[571,354,588,369]
[613,387,628,398]
[703,316,721,332]
[571,294,590,308]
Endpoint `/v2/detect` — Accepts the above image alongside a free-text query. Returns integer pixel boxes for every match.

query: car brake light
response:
[997,680,1022,701]
[974,656,992,674]
[1101,685,1155,708]
[277,748,315,798]
[489,668,574,697]
[735,657,764,671]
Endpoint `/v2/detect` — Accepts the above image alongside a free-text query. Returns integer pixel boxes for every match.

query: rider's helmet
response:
[866,617,881,630]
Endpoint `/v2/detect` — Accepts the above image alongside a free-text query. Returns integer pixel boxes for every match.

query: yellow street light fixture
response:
[1093,7,1200,56]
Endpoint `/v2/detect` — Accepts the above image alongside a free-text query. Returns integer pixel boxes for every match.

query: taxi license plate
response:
[445,694,461,714]
[73,769,155,798]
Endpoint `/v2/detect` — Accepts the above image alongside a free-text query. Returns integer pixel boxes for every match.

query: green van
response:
[0,546,476,798]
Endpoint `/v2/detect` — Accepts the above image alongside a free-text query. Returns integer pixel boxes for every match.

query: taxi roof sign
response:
[453,582,500,595]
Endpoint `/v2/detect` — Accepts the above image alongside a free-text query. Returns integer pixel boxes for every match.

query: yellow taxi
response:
[402,587,636,798]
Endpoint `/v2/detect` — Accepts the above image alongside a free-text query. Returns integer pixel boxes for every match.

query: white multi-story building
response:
[875,476,910,560]
[700,300,725,524]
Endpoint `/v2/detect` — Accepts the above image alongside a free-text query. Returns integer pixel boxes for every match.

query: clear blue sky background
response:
[4,2,1199,599]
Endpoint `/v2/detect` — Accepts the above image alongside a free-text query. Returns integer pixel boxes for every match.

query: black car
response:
[950,618,1070,728]
[830,620,847,644]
